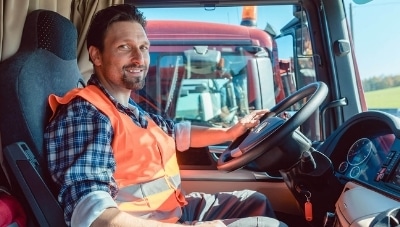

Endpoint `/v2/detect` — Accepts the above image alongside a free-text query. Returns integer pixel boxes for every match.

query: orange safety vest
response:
[48,85,187,223]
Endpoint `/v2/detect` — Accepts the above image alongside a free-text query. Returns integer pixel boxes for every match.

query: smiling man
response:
[44,4,286,227]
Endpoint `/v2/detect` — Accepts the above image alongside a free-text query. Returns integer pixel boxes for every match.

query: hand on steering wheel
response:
[228,109,270,137]
[217,82,328,172]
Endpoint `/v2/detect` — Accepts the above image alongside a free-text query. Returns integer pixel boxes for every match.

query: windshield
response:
[141,44,269,127]
[131,5,319,138]
[131,1,400,142]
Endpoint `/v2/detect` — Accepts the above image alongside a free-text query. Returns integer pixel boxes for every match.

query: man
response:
[44,4,286,227]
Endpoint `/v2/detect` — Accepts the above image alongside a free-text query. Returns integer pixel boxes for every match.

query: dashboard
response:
[336,134,399,186]
[319,110,400,198]
[311,111,400,226]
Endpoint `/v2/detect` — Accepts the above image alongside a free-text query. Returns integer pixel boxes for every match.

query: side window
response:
[276,11,320,141]
[276,16,316,95]
[296,26,316,89]
[276,35,297,99]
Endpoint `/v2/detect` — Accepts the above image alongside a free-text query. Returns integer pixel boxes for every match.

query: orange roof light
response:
[241,6,257,27]
[242,6,257,20]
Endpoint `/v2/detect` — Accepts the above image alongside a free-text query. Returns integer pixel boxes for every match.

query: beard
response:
[122,65,146,90]
[122,73,145,90]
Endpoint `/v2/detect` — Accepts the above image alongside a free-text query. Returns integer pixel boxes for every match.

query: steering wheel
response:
[217,81,328,172]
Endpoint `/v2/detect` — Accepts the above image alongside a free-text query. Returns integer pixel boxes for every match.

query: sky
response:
[344,0,400,78]
[140,0,400,79]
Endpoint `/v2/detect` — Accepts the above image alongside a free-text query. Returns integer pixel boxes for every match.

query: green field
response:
[364,86,400,108]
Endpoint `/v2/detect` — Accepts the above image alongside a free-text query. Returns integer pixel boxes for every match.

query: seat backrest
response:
[0,9,84,226]
[0,9,84,169]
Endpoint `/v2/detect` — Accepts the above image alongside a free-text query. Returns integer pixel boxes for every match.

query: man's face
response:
[93,21,150,91]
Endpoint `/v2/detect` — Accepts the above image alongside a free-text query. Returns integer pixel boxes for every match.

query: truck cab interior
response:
[0,0,399,227]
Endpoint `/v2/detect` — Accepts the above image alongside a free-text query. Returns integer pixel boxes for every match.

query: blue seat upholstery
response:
[0,9,83,164]
[0,9,84,226]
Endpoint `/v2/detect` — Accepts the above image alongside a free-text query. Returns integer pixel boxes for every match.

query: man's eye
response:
[118,45,130,50]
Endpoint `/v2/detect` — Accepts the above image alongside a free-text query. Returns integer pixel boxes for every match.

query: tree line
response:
[362,74,400,92]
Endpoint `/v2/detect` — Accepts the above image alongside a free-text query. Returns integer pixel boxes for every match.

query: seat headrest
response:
[19,9,77,60]
[0,9,83,165]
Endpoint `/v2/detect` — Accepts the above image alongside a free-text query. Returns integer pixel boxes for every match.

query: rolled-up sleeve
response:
[71,191,118,227]
[175,121,191,151]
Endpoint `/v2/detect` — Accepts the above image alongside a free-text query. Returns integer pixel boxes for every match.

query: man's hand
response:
[227,109,269,140]
[239,109,269,130]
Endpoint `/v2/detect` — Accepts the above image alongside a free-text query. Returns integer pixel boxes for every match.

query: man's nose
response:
[131,47,144,64]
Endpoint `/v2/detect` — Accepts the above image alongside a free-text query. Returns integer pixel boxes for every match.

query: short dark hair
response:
[86,4,147,52]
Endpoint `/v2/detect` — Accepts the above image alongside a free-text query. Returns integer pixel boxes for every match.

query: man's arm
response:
[189,109,269,148]
[45,98,118,225]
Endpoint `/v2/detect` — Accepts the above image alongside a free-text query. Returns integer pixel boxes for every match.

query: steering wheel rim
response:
[217,81,329,171]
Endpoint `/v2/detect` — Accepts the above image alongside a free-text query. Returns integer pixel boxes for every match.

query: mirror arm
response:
[320,97,348,141]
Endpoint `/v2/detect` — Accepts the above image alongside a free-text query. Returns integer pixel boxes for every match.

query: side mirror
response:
[353,0,373,4]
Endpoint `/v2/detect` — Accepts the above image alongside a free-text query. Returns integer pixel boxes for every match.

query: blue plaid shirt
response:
[44,75,176,224]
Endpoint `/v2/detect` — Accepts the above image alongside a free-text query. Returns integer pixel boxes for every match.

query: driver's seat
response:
[0,9,84,226]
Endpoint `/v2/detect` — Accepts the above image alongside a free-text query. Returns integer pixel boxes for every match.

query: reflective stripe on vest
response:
[116,174,184,222]
[48,85,187,223]
[116,174,181,200]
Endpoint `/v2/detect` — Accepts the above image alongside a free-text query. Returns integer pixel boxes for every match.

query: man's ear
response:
[88,46,101,66]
